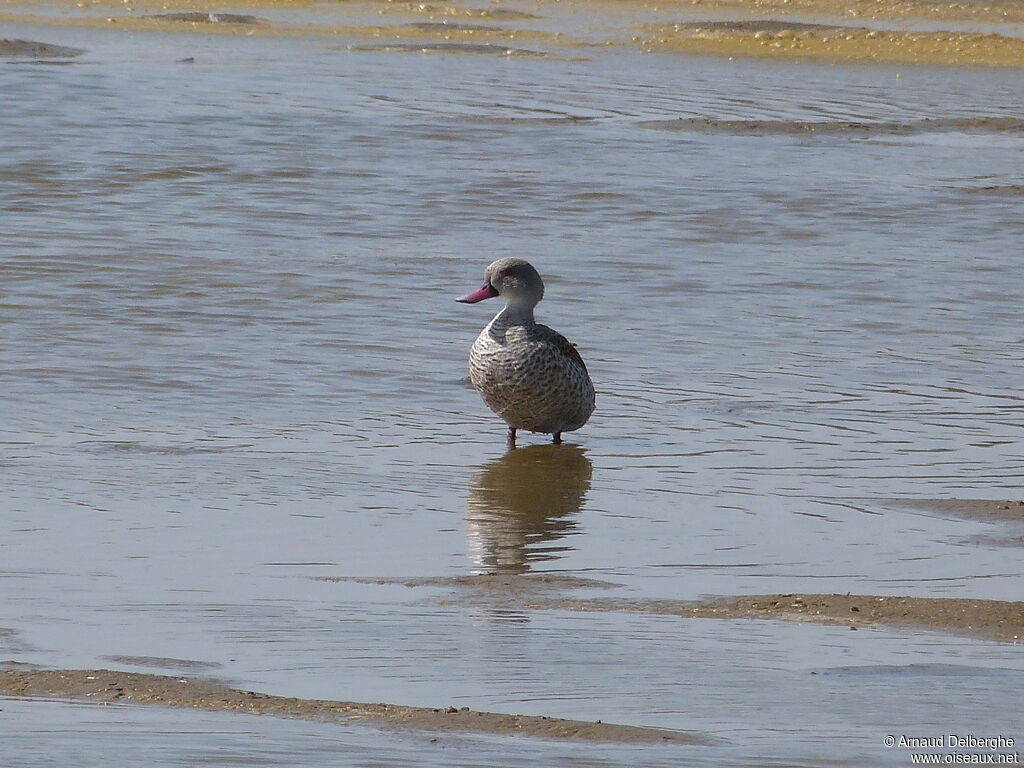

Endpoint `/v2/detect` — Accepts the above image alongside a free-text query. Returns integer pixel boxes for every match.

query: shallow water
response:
[2,19,1024,766]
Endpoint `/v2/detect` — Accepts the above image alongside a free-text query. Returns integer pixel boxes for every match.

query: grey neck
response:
[499,301,535,325]
[487,302,536,340]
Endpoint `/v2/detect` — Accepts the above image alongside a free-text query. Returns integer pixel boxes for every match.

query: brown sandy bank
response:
[516,593,1024,642]
[338,572,1024,641]
[887,498,1024,523]
[643,0,1024,24]
[638,20,1024,68]
[8,0,1024,68]
[0,668,707,744]
[0,38,84,56]
[0,4,577,47]
[885,498,1024,547]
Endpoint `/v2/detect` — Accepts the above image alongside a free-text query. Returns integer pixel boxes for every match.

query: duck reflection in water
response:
[466,444,593,574]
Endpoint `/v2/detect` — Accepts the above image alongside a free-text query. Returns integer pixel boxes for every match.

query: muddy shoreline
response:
[350,577,1024,642]
[516,593,1024,642]
[0,667,707,744]
[7,0,1024,67]
[344,500,1024,642]
[889,498,1024,523]
[637,21,1024,68]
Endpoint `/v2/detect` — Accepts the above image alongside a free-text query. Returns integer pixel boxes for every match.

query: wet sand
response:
[328,500,1024,643]
[0,667,707,744]
[886,498,1024,548]
[367,570,1024,641]
[887,497,1024,523]
[8,0,1024,67]
[521,594,1024,642]
[638,21,1024,68]
[0,38,84,57]
[637,0,1024,24]
[0,4,574,47]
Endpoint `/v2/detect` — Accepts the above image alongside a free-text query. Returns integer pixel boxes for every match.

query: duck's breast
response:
[469,323,594,433]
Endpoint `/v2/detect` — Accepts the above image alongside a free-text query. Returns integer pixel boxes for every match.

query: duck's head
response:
[456,258,544,308]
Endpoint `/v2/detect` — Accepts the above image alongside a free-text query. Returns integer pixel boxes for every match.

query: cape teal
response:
[457,258,595,446]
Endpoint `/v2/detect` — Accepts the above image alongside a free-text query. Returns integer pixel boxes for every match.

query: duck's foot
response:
[552,432,562,445]
[507,427,517,449]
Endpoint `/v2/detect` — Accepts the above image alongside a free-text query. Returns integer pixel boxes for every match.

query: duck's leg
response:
[507,427,517,448]
[552,432,562,445]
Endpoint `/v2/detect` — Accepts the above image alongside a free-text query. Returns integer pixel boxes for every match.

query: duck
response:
[456,258,595,447]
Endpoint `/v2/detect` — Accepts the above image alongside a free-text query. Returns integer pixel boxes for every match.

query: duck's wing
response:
[540,325,589,374]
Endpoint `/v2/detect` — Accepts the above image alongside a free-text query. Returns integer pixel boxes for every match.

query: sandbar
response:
[0,667,707,743]
[7,0,1024,67]
[517,593,1024,641]
[638,20,1024,68]
[886,498,1024,523]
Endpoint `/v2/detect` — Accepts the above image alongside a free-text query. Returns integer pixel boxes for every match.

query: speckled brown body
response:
[469,306,595,436]
[458,258,596,441]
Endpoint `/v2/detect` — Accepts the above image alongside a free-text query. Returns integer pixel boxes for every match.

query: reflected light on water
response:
[466,444,592,574]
